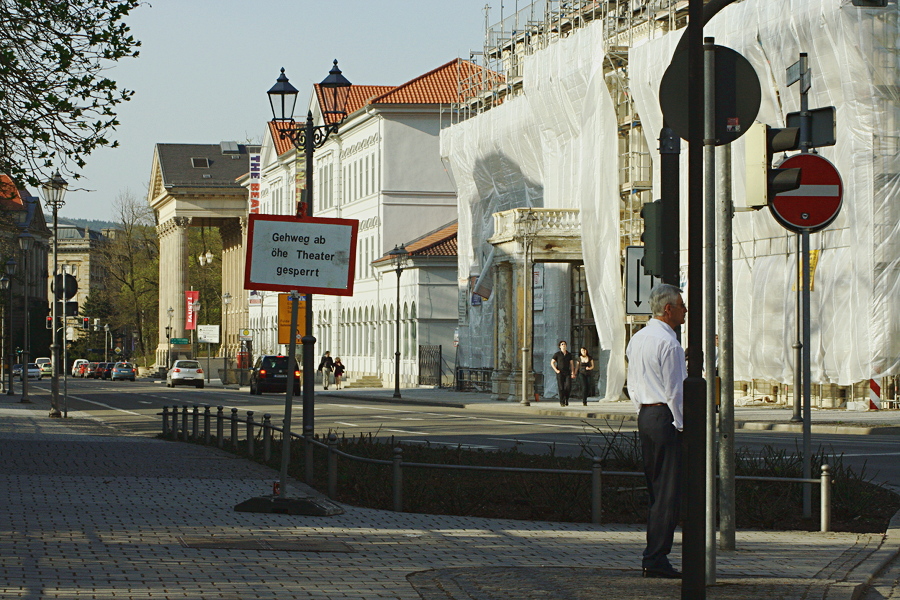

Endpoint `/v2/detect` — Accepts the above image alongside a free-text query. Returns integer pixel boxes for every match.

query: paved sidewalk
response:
[1,395,898,599]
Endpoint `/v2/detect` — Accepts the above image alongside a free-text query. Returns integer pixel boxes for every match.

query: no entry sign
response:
[770,154,843,233]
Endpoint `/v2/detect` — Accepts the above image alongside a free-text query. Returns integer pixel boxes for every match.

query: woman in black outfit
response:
[575,347,594,406]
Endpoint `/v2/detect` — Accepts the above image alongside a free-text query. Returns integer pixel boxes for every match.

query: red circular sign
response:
[769,153,843,233]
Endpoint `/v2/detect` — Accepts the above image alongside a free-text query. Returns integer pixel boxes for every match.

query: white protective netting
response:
[442,0,900,399]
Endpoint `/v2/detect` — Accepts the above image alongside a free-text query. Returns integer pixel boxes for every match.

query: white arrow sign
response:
[625,246,659,315]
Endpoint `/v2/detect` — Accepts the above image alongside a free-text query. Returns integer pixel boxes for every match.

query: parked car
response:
[34,357,50,369]
[166,360,204,388]
[72,359,89,377]
[88,362,105,379]
[249,355,301,395]
[18,363,41,381]
[76,362,91,377]
[110,362,136,381]
[12,364,21,378]
[100,363,114,380]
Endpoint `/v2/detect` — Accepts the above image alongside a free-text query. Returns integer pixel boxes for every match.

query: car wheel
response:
[166,380,172,388]
[196,381,203,389]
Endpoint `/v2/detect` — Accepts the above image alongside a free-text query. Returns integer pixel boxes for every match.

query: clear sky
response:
[58,0,496,218]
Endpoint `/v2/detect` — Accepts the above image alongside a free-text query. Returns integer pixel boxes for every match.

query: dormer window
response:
[191,157,210,168]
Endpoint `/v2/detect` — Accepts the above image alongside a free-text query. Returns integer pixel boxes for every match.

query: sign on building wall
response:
[244,214,358,295]
[249,153,261,214]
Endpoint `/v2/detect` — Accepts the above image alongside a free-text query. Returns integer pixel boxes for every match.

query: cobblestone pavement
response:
[1,399,897,600]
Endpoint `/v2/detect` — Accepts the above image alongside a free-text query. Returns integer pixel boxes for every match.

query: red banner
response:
[185,291,199,330]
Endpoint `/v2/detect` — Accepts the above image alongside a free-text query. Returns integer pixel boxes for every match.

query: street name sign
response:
[625,246,660,315]
[769,153,843,233]
[245,214,359,295]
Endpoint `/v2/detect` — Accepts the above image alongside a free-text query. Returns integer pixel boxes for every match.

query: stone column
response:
[220,217,244,364]
[156,217,191,368]
[492,260,514,401]
[511,255,533,403]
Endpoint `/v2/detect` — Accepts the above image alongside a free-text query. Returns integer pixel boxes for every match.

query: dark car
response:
[110,362,136,381]
[249,355,301,395]
[100,363,114,380]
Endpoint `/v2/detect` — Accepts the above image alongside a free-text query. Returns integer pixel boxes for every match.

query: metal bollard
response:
[170,406,179,439]
[327,432,338,499]
[203,406,211,444]
[162,406,169,436]
[304,425,314,484]
[231,408,239,449]
[246,411,255,457]
[216,406,224,448]
[392,447,403,512]
[263,414,272,462]
[181,406,189,441]
[821,464,832,532]
[591,457,602,524]
[192,405,199,439]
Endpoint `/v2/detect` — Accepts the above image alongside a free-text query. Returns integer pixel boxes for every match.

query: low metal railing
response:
[160,404,833,531]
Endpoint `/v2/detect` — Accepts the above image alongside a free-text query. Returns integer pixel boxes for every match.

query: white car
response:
[166,360,204,389]
[18,363,42,381]
[72,359,89,377]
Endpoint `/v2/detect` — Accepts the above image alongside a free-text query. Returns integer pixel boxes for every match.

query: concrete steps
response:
[345,375,383,389]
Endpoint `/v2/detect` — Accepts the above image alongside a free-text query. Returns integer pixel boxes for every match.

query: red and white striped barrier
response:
[869,379,881,411]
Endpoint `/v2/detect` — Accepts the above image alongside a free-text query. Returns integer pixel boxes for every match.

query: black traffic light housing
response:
[640,199,678,282]
[46,316,52,329]
[745,123,802,209]
[82,317,90,330]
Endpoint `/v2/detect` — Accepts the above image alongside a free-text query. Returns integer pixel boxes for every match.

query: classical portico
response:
[148,142,259,370]
[487,208,582,402]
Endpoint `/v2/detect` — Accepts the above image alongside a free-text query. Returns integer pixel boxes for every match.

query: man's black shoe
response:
[642,566,682,579]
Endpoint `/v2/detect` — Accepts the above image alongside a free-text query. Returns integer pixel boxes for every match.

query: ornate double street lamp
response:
[267,61,351,489]
[4,259,15,396]
[42,172,68,417]
[388,245,409,399]
[18,231,34,404]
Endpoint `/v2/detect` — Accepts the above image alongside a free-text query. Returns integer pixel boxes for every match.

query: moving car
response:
[249,355,301,395]
[110,362,136,381]
[39,362,52,378]
[72,359,89,377]
[18,363,41,380]
[166,360,204,388]
[100,363,114,380]
[87,362,104,379]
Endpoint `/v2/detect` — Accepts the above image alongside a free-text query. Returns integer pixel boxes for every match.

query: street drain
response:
[178,536,353,552]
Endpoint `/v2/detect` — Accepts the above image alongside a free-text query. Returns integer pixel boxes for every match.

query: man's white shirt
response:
[626,318,687,431]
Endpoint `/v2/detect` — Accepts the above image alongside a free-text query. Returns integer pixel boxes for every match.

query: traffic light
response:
[640,199,678,283]
[745,123,802,209]
[82,317,90,330]
[46,316,52,329]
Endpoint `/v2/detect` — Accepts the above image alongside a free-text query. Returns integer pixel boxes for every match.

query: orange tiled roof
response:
[374,221,458,264]
[315,84,396,125]
[268,121,298,157]
[0,174,25,210]
[371,59,497,105]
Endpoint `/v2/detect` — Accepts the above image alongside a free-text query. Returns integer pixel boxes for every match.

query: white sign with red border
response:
[244,214,358,296]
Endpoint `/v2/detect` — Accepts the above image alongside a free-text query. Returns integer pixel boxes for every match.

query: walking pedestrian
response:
[550,340,576,406]
[317,350,334,390]
[575,347,594,406]
[333,358,345,390]
[625,284,687,579]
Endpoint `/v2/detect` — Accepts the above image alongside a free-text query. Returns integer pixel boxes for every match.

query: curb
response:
[840,506,900,599]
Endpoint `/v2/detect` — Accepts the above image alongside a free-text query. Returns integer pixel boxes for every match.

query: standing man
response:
[317,350,334,390]
[550,340,576,407]
[625,284,687,579]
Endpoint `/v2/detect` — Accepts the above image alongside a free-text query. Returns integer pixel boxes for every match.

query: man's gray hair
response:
[649,284,682,317]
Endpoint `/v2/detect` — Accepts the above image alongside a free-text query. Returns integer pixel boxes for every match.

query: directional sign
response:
[625,246,660,315]
[170,338,189,345]
[769,153,843,233]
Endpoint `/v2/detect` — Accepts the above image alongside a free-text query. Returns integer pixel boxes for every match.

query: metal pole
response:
[802,229,812,517]
[63,315,68,418]
[682,0,707,596]
[703,36,717,585]
[20,245,29,404]
[393,263,402,398]
[206,342,210,382]
[792,234,803,422]
[50,203,61,417]
[520,213,531,406]
[301,112,318,466]
[6,279,13,396]
[279,290,301,497]
[717,143,736,551]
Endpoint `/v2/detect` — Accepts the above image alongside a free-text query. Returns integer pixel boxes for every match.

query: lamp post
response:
[222,292,232,385]
[0,275,8,394]
[517,209,539,406]
[388,245,409,399]
[41,171,67,417]
[165,306,174,370]
[4,259,15,396]
[18,231,34,404]
[191,299,200,361]
[268,60,351,493]
[104,324,109,363]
